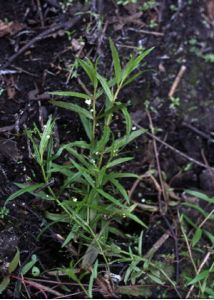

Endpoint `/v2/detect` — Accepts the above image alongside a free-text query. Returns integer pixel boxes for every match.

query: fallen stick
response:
[133,120,213,170]
[3,15,82,69]
[168,65,186,98]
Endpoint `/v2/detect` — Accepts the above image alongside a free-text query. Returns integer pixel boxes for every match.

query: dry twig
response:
[168,65,186,98]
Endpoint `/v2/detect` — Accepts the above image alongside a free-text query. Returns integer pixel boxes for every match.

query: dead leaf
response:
[110,12,145,31]
[81,244,99,270]
[124,0,145,15]
[96,276,118,298]
[207,0,214,22]
[116,285,152,298]
[0,20,24,38]
[5,76,16,99]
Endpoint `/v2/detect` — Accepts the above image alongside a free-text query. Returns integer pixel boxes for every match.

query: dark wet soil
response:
[0,0,213,298]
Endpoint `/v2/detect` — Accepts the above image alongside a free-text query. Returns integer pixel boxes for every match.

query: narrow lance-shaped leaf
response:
[5,183,45,205]
[107,157,133,169]
[121,106,132,135]
[106,128,146,152]
[39,116,54,160]
[122,47,154,82]
[109,38,122,85]
[50,100,93,119]
[97,189,126,208]
[21,255,38,275]
[191,228,202,247]
[97,73,114,103]
[187,270,210,286]
[78,58,98,89]
[95,126,111,152]
[80,115,93,141]
[109,177,130,203]
[49,91,92,99]
[0,277,10,294]
[8,249,20,273]
[185,190,214,204]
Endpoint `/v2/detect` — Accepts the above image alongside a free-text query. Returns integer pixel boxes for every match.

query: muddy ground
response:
[0,0,213,298]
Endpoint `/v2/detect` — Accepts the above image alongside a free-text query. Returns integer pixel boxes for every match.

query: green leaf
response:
[32,266,40,277]
[95,126,111,152]
[97,189,125,208]
[121,106,132,135]
[39,116,54,160]
[205,287,214,297]
[191,228,202,247]
[97,73,114,102]
[109,177,130,203]
[109,38,122,85]
[123,71,144,88]
[8,249,20,273]
[88,259,98,298]
[106,128,146,152]
[185,190,214,204]
[50,91,91,99]
[0,277,10,294]
[5,183,44,205]
[123,209,147,228]
[50,100,93,119]
[97,102,123,119]
[148,274,165,285]
[107,157,133,168]
[21,255,38,275]
[204,230,214,245]
[71,159,95,188]
[46,212,70,223]
[65,147,90,168]
[187,270,210,286]
[80,115,92,141]
[78,58,98,88]
[122,48,154,82]
[15,183,55,201]
[110,172,139,179]
[62,231,75,248]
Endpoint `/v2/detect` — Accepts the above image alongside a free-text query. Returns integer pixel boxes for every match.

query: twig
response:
[36,0,45,27]
[182,121,212,141]
[168,65,186,98]
[145,230,170,259]
[147,110,168,214]
[133,120,213,170]
[198,208,214,229]
[128,27,164,37]
[138,29,164,37]
[0,113,27,133]
[3,16,82,68]
[0,69,18,75]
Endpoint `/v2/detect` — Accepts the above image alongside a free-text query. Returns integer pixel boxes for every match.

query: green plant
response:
[0,249,20,294]
[141,0,157,11]
[203,53,214,63]
[148,19,158,29]
[116,0,137,5]
[5,40,153,296]
[169,96,180,110]
[0,206,9,219]
[179,190,214,298]
[0,87,5,96]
